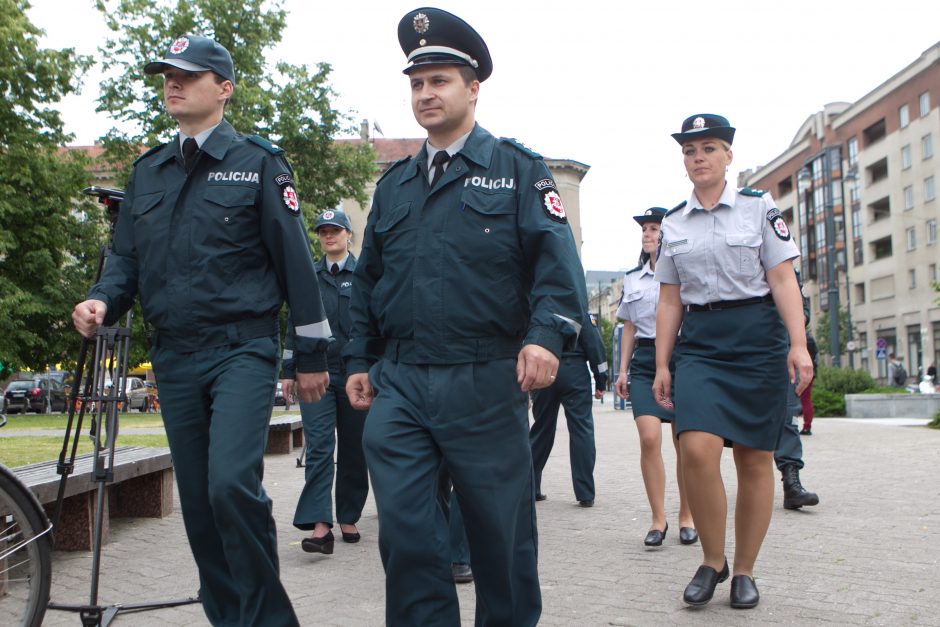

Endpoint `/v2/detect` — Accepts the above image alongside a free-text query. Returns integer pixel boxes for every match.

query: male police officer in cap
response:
[345,8,587,626]
[72,34,330,627]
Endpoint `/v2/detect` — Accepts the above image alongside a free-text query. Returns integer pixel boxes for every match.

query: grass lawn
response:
[1,434,170,468]
[3,412,166,430]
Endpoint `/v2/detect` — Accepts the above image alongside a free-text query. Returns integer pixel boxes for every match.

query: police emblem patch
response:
[692,116,705,129]
[322,210,335,220]
[767,208,790,241]
[413,12,430,33]
[169,37,189,54]
[542,190,567,223]
[282,185,300,215]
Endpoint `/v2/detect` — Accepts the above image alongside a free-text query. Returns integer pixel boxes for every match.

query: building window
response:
[869,196,890,222]
[900,104,910,128]
[920,91,931,117]
[906,227,917,251]
[909,269,916,289]
[930,263,938,283]
[863,119,886,146]
[926,176,936,202]
[855,282,866,304]
[847,137,858,168]
[923,134,934,160]
[871,236,893,260]
[866,157,889,183]
[902,144,912,169]
[928,219,937,245]
[904,185,914,210]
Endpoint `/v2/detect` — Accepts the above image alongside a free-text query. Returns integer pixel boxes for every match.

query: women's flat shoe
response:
[341,529,361,543]
[301,530,334,554]
[730,574,760,609]
[679,526,699,545]
[683,559,729,606]
[643,523,668,547]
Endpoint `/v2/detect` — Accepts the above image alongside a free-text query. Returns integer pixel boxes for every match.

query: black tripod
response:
[46,186,199,626]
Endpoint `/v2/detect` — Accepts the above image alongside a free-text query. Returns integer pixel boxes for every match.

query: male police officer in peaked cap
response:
[73,34,330,627]
[345,8,587,626]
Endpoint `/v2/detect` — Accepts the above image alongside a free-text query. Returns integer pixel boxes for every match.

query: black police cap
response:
[144,35,236,85]
[633,207,668,225]
[398,8,493,82]
[671,114,735,145]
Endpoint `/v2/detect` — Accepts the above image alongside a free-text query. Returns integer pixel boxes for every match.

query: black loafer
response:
[800,427,812,436]
[451,563,473,584]
[341,530,361,543]
[578,499,594,508]
[644,523,668,547]
[730,574,760,609]
[301,530,334,554]
[683,559,729,606]
[535,493,547,502]
[679,527,699,545]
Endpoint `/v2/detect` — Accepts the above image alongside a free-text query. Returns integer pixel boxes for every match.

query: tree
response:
[0,0,99,371]
[597,317,614,376]
[814,305,853,362]
[94,0,375,225]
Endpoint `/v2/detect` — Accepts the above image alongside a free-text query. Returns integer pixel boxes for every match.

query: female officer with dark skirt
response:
[653,114,813,609]
[281,210,369,555]
[614,207,695,548]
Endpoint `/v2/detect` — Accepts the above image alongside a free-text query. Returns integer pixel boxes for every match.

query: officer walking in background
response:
[344,7,587,626]
[530,311,608,507]
[72,35,330,627]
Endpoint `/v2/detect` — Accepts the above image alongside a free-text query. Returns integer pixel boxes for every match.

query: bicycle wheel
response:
[0,466,52,627]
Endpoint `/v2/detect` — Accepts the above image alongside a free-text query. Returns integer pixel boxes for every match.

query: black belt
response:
[635,338,655,347]
[686,294,772,312]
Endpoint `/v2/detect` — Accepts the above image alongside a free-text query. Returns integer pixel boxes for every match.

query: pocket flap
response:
[204,185,257,208]
[726,232,761,247]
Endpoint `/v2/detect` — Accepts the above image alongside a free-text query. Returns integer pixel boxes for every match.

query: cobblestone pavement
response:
[41,397,940,626]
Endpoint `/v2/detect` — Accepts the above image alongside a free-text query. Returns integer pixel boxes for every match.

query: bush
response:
[811,387,847,417]
[815,366,875,395]
[929,411,940,429]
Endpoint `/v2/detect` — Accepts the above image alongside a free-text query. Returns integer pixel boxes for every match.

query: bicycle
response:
[0,413,53,626]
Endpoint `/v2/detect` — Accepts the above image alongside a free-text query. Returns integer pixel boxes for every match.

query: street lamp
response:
[841,169,858,368]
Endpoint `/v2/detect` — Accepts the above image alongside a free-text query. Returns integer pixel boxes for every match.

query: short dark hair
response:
[457,65,478,86]
[212,72,232,107]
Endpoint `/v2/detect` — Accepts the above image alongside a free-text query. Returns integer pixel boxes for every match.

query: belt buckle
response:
[705,302,718,311]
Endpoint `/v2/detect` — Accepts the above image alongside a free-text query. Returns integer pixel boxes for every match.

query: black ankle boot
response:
[781,464,819,510]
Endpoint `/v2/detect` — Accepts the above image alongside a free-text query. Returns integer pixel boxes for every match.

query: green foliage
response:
[928,410,940,429]
[811,386,845,417]
[597,317,614,370]
[862,386,907,394]
[815,365,875,395]
[0,0,100,371]
[814,305,853,360]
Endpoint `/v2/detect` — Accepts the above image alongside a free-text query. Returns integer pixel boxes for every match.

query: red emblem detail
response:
[323,210,335,220]
[543,191,566,219]
[283,185,299,212]
[772,216,790,239]
[170,37,189,55]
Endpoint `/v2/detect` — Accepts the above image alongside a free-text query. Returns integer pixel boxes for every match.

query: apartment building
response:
[740,42,940,380]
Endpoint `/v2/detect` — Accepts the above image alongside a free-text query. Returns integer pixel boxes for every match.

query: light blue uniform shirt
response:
[616,260,659,338]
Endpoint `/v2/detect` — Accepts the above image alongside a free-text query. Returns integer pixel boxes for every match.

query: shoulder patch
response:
[499,137,543,159]
[247,135,284,155]
[767,208,791,241]
[624,263,643,275]
[133,143,166,165]
[376,156,411,186]
[664,201,687,217]
[739,187,767,197]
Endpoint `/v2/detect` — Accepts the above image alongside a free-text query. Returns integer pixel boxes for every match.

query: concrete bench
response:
[266,414,304,455]
[12,446,174,551]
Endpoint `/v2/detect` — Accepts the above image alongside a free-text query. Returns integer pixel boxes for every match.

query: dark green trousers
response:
[152,337,298,627]
[293,379,369,529]
[363,359,541,627]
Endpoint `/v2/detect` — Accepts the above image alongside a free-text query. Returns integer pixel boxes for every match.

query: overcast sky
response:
[28,0,940,271]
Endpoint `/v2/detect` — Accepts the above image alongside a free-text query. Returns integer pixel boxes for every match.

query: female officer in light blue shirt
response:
[653,114,813,610]
[615,207,695,548]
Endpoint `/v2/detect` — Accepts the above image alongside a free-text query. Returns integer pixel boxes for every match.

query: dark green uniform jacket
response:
[564,313,609,392]
[89,120,330,371]
[344,123,586,373]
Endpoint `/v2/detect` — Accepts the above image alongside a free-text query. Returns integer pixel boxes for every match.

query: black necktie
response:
[429,151,451,188]
[182,137,198,174]
[330,263,340,275]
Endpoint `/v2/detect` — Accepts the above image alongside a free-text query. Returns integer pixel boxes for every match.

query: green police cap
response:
[398,8,493,82]
[144,35,236,85]
[314,210,352,232]
[671,114,735,145]
[633,207,668,225]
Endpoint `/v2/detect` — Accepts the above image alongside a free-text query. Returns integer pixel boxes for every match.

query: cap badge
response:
[419,38,427,46]
[323,210,335,220]
[169,37,190,55]
[413,13,430,34]
[645,209,654,216]
[692,117,705,129]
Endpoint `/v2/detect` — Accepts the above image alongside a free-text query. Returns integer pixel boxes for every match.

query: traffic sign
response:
[846,340,857,352]
[875,348,887,360]
[876,337,887,350]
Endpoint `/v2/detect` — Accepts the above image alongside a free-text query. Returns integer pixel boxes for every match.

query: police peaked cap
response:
[398,8,493,81]
[633,207,668,225]
[671,114,735,145]
[314,210,352,232]
[144,35,236,85]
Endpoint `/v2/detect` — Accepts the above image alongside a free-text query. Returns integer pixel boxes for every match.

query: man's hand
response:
[72,299,107,338]
[279,379,294,406]
[516,345,560,392]
[346,373,374,410]
[295,372,329,404]
[594,388,604,400]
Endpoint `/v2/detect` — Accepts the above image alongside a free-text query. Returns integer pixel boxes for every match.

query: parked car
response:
[3,378,69,414]
[124,377,152,412]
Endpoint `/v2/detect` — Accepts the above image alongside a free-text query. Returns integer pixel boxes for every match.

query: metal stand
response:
[46,187,199,626]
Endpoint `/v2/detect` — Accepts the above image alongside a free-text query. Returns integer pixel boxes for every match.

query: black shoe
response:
[679,527,699,545]
[730,574,760,609]
[301,530,334,554]
[683,559,729,606]
[781,464,819,509]
[800,427,812,436]
[340,528,361,543]
[578,499,594,508]
[644,523,668,547]
[452,563,473,584]
[535,493,547,502]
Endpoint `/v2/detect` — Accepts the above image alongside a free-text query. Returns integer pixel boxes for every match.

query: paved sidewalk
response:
[42,397,940,625]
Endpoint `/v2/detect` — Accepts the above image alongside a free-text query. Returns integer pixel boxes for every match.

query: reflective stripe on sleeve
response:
[282,349,294,359]
[597,361,608,373]
[553,313,582,336]
[295,319,332,339]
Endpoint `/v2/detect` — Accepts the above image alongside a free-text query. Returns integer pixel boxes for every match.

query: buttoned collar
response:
[151,120,237,168]
[397,123,495,185]
[317,252,357,274]
[684,181,737,215]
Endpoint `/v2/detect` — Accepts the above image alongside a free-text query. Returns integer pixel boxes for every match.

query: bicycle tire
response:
[0,465,52,627]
